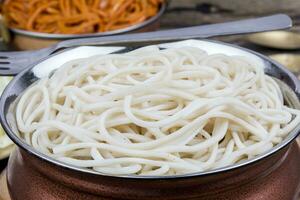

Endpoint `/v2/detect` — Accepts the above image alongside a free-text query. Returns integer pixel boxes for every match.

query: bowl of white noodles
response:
[1,40,300,200]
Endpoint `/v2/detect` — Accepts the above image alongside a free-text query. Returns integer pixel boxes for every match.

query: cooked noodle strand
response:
[16,46,300,175]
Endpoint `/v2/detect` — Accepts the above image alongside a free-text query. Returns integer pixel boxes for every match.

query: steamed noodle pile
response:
[16,46,300,176]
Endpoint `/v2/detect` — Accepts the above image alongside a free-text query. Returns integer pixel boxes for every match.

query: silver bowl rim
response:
[9,2,167,39]
[1,39,300,180]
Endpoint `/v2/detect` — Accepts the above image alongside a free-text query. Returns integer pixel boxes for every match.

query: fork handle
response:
[0,14,292,76]
[57,14,292,49]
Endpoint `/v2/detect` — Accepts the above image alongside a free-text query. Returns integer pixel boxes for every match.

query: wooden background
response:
[159,0,300,53]
[162,0,300,28]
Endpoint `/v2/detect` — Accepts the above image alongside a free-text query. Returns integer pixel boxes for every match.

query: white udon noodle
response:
[15,46,300,176]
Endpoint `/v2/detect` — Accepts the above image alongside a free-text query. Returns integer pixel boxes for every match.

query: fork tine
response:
[0,57,33,63]
[0,53,28,60]
[0,47,53,63]
[0,66,9,70]
[0,61,10,65]
[0,63,30,76]
[0,51,49,76]
[0,51,23,55]
[0,50,39,59]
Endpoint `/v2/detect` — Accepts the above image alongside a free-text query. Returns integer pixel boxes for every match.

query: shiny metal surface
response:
[0,39,300,180]
[0,14,293,75]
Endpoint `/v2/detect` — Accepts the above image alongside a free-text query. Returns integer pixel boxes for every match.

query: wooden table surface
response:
[162,0,300,29]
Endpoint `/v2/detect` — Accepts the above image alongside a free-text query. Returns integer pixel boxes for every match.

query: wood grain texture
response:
[162,0,300,28]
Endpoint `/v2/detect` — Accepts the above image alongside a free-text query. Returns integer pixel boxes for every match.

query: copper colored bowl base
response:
[1,140,300,200]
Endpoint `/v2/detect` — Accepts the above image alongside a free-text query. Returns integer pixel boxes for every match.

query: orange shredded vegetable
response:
[2,0,163,34]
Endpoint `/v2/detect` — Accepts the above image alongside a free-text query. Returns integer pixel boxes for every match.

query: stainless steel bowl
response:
[1,40,300,200]
[3,39,300,177]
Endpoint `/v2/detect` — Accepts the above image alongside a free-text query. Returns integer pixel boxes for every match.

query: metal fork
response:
[0,14,292,76]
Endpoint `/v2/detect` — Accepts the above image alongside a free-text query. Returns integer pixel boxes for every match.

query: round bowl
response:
[2,2,167,50]
[1,40,300,200]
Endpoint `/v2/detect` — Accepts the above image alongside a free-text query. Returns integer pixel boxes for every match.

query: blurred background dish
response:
[0,76,13,161]
[3,0,164,34]
[0,0,167,50]
[246,31,300,50]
